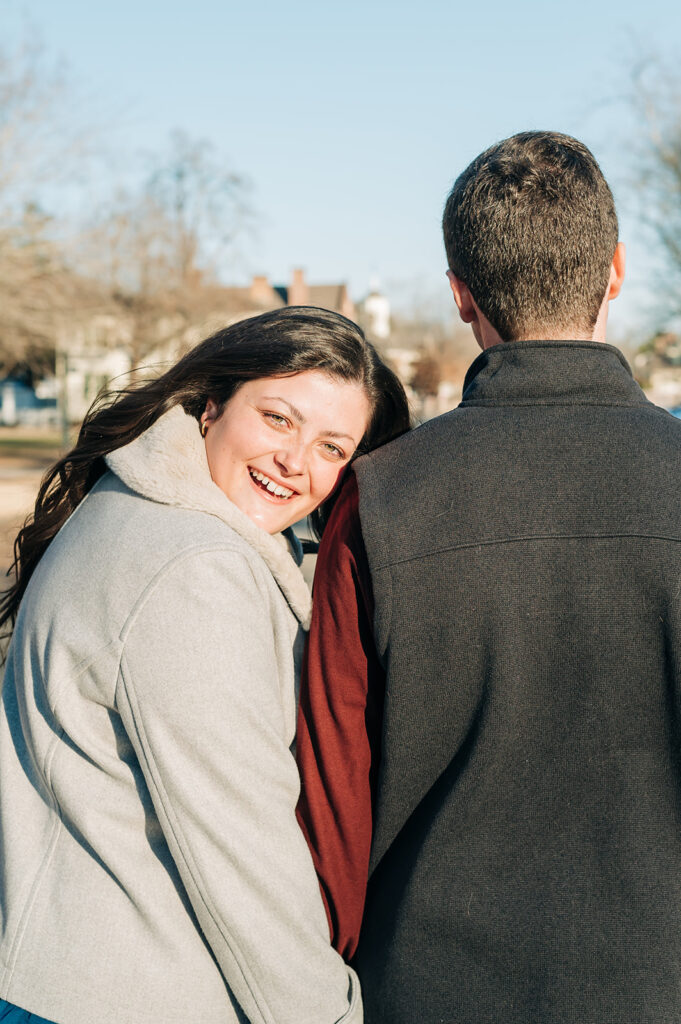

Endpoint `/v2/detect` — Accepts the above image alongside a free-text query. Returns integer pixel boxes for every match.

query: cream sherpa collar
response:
[105,405,312,628]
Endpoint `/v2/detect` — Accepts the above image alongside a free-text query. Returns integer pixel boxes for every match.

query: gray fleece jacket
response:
[0,406,361,1024]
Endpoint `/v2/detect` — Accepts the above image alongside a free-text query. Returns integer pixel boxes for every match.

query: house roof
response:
[210,285,285,313]
[309,284,347,311]
[274,282,348,313]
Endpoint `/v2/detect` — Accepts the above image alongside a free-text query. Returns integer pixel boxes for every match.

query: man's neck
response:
[475,284,611,351]
[477,322,605,351]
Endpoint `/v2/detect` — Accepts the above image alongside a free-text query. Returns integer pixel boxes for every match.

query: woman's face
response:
[202,369,371,534]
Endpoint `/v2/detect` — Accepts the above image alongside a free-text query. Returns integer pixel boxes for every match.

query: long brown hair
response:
[1,306,410,643]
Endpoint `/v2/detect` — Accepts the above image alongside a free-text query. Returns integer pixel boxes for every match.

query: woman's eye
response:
[322,442,344,459]
[263,411,288,427]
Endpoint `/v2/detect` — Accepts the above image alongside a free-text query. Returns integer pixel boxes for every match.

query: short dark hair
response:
[442,131,619,340]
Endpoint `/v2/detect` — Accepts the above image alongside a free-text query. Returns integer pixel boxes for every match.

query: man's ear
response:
[447,270,477,324]
[606,242,626,302]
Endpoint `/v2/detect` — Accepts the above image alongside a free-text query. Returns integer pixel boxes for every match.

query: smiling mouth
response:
[249,468,296,500]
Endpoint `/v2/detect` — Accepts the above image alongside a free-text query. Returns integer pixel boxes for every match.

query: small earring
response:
[200,419,209,438]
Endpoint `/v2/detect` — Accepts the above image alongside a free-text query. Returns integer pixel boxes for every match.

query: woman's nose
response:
[274,444,307,476]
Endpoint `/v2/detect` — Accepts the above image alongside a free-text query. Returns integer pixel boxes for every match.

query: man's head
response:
[442,131,622,344]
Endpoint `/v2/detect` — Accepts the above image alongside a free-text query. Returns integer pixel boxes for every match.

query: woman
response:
[0,307,410,1024]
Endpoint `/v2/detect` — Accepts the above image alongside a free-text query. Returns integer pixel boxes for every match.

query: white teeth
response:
[249,469,294,499]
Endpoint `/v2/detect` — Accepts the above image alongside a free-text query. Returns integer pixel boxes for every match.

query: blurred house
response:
[204,268,355,321]
[0,378,58,426]
[42,268,356,423]
[147,268,355,364]
[240,268,355,321]
[54,313,134,423]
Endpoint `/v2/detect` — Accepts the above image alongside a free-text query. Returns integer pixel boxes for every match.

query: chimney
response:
[289,267,309,307]
[250,275,272,305]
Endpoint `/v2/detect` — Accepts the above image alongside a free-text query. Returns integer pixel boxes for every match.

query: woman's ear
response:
[200,398,220,437]
[202,398,220,425]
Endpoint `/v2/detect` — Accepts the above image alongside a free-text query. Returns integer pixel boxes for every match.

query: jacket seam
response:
[374,531,681,571]
[115,654,276,1024]
[372,564,393,667]
[48,638,120,725]
[335,967,360,1022]
[458,399,652,409]
[355,463,391,571]
[119,543,257,643]
[2,648,115,990]
[1,811,63,993]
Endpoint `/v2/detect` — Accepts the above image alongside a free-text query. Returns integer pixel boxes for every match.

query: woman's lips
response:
[248,467,296,502]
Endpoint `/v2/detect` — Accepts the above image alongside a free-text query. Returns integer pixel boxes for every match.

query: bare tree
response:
[0,38,97,375]
[83,133,253,368]
[631,60,681,325]
[0,38,68,204]
[410,349,442,398]
[0,204,71,375]
[147,131,251,289]
[0,35,252,381]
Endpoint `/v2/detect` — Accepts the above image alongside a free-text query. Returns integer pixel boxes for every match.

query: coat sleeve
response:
[116,545,361,1024]
[296,475,385,959]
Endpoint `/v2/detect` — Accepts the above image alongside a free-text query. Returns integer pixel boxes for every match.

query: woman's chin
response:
[239,499,302,535]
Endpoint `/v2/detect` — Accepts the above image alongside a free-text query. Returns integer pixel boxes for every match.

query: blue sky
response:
[4,0,681,336]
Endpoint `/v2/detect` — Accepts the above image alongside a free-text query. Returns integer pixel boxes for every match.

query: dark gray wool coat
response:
[354,340,681,1024]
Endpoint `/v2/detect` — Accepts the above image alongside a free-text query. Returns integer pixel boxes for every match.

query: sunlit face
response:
[202,370,372,534]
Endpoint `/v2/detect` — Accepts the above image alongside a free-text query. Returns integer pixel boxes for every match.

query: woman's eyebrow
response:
[261,397,358,444]
[323,430,357,442]
[261,396,306,423]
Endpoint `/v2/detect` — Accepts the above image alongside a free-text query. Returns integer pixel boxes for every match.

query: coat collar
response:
[461,340,650,409]
[105,405,312,628]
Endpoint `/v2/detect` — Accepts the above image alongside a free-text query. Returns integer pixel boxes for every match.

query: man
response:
[296,131,681,1022]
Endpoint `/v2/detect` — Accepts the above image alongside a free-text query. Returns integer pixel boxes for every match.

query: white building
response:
[362,279,391,340]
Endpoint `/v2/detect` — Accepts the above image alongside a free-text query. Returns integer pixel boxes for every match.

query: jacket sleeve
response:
[296,475,385,959]
[116,544,361,1024]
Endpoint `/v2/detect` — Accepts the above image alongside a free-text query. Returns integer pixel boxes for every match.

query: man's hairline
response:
[446,262,614,342]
